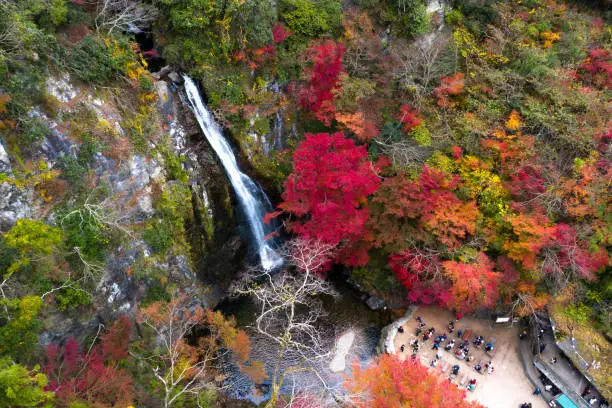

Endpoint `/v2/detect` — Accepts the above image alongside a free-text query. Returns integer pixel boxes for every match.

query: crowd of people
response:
[397,315,497,392]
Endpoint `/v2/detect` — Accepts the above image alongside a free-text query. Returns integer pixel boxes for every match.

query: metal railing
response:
[534,357,590,408]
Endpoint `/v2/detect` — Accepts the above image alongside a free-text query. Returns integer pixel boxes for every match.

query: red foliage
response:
[496,256,519,283]
[296,40,346,126]
[452,145,464,159]
[398,104,422,132]
[442,252,502,313]
[279,132,380,266]
[263,211,283,225]
[433,72,465,107]
[43,316,134,407]
[100,315,132,361]
[346,354,486,408]
[389,250,451,306]
[545,224,610,280]
[576,48,612,89]
[272,24,291,43]
[594,129,611,153]
[508,164,547,201]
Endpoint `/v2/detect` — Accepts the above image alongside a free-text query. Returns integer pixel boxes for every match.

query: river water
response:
[218,269,393,404]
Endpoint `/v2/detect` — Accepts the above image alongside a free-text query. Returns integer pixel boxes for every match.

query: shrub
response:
[280,0,342,38]
[0,296,43,361]
[446,9,464,26]
[383,0,430,38]
[0,358,53,407]
[21,117,50,145]
[54,286,92,311]
[139,75,154,92]
[57,155,87,186]
[68,35,122,85]
[143,220,173,254]
[410,124,432,146]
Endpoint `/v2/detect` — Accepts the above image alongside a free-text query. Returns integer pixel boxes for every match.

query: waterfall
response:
[183,75,283,270]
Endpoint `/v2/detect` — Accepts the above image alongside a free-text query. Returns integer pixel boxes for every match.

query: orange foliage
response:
[369,168,480,251]
[503,213,554,271]
[443,252,502,313]
[335,110,378,141]
[433,72,465,107]
[346,354,485,408]
[398,104,422,132]
[0,93,15,131]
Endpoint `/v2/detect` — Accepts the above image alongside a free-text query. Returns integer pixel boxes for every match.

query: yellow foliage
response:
[540,31,561,48]
[453,27,509,65]
[505,110,523,131]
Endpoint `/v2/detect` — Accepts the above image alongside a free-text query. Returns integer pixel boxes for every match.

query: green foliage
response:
[156,144,189,184]
[369,121,405,159]
[155,0,276,67]
[49,0,68,26]
[5,219,63,259]
[143,219,173,254]
[143,184,192,257]
[54,286,92,311]
[409,124,431,147]
[333,75,377,111]
[60,207,111,265]
[21,117,50,145]
[280,0,343,39]
[68,35,114,84]
[0,296,43,361]
[445,9,465,26]
[458,3,499,38]
[67,35,132,85]
[511,48,553,78]
[0,237,19,276]
[0,357,53,407]
[142,278,171,305]
[57,155,87,186]
[139,75,154,92]
[561,303,591,326]
[382,0,430,38]
[199,71,247,108]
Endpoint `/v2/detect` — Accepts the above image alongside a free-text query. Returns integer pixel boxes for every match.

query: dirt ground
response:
[392,306,547,408]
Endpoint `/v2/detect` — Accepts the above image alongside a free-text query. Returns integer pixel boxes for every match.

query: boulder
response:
[366,295,386,310]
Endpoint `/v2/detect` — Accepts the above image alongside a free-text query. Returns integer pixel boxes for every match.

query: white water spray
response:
[183,75,283,270]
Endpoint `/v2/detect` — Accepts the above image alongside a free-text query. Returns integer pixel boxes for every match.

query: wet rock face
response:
[165,79,246,285]
[0,141,32,231]
[3,72,249,347]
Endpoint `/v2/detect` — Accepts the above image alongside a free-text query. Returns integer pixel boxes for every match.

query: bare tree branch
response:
[232,238,340,407]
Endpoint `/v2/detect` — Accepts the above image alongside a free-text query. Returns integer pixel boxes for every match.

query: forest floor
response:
[393,306,547,408]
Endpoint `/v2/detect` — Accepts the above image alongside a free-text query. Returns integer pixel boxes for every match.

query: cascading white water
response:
[183,75,283,270]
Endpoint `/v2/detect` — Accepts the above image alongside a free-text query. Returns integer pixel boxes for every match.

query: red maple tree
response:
[296,40,346,126]
[43,315,134,407]
[279,132,380,266]
[389,249,451,306]
[346,354,486,408]
[272,24,291,43]
[398,104,422,132]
